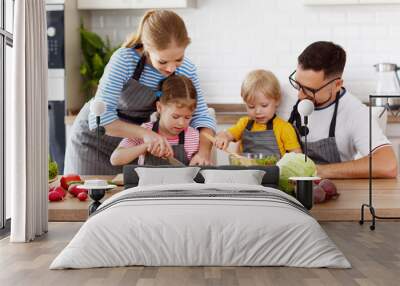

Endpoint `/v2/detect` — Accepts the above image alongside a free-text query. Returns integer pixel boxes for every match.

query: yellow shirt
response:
[227,116,301,156]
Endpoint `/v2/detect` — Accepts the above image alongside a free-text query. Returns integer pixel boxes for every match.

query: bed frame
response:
[123,165,280,189]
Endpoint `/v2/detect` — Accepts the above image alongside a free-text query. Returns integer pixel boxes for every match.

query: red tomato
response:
[60,174,82,190]
[53,186,66,198]
[48,191,63,202]
[77,192,88,201]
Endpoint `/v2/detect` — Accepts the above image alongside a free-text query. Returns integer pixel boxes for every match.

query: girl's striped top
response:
[88,47,216,131]
[118,121,200,165]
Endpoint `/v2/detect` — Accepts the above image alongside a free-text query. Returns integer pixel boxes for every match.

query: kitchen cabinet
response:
[77,0,196,10]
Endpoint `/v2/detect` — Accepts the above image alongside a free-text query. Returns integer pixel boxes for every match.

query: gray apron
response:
[142,120,189,166]
[242,115,281,159]
[64,44,161,175]
[288,95,341,164]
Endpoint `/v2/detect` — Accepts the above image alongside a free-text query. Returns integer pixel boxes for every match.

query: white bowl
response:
[85,179,108,187]
[289,176,321,181]
[77,179,116,190]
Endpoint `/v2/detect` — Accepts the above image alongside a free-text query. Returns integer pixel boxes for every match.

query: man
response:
[288,41,397,179]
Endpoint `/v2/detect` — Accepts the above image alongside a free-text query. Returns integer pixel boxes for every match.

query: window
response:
[0,0,13,234]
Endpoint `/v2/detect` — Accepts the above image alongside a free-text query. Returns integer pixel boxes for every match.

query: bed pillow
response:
[200,169,266,185]
[135,167,201,186]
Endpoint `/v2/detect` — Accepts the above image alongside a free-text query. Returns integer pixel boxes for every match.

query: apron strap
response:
[132,43,146,81]
[245,119,255,131]
[178,129,185,145]
[151,120,185,145]
[328,92,340,137]
[152,119,160,132]
[245,114,276,131]
[267,114,276,130]
[288,100,302,131]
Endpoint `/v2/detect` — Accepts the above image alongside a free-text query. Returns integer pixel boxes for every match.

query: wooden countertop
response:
[48,176,400,222]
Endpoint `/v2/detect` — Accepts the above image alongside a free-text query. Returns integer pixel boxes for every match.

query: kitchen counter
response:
[65,103,400,126]
[48,176,400,222]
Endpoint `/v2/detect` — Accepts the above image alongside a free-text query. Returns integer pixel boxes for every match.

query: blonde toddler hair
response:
[241,69,281,103]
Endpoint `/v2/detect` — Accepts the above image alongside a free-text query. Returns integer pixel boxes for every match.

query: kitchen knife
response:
[167,156,185,166]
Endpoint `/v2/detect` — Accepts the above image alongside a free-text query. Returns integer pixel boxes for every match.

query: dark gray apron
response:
[64,45,160,175]
[242,115,281,159]
[142,120,189,166]
[288,95,341,164]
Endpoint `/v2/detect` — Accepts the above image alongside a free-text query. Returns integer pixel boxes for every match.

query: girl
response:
[110,75,199,166]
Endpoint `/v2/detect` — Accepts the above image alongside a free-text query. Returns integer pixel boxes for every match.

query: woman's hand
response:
[142,129,174,158]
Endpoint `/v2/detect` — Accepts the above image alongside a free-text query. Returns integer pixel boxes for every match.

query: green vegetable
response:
[48,158,58,180]
[255,155,278,166]
[276,153,317,194]
[229,154,278,166]
[49,161,58,180]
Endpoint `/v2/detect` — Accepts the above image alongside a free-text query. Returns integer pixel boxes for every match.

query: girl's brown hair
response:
[123,10,191,50]
[241,69,281,103]
[159,75,197,110]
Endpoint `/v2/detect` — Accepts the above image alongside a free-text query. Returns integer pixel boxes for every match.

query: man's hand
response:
[316,145,397,179]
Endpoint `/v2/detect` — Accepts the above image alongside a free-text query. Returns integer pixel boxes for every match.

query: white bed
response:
[50,183,351,269]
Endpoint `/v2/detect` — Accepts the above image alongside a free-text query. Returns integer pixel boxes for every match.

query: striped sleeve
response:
[184,127,200,160]
[118,137,143,148]
[88,48,136,130]
[176,60,216,131]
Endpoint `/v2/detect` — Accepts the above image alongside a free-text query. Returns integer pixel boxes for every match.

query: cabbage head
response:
[276,153,317,194]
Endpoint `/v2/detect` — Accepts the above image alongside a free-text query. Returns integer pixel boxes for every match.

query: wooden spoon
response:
[201,133,247,160]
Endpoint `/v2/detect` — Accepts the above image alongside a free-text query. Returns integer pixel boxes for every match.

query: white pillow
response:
[135,167,201,186]
[200,169,266,185]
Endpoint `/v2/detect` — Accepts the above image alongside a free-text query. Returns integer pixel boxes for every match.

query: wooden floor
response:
[1,221,400,286]
[48,177,400,222]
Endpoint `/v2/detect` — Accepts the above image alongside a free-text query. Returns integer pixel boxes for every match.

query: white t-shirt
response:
[300,89,390,162]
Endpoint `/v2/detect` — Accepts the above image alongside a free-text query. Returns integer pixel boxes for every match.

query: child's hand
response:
[143,130,174,158]
[214,133,230,150]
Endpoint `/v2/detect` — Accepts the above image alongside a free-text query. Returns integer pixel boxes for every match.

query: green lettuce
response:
[276,153,317,194]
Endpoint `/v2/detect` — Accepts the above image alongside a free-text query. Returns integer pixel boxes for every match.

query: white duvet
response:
[50,183,351,269]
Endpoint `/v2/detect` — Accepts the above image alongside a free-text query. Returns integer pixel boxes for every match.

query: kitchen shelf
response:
[77,0,196,10]
[304,0,400,5]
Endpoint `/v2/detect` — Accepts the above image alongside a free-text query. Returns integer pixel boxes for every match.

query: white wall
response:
[86,0,400,104]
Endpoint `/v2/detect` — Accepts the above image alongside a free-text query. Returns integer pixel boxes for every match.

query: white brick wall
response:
[86,0,400,104]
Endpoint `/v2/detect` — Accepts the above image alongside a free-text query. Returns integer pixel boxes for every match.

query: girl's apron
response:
[142,120,189,166]
[64,45,161,175]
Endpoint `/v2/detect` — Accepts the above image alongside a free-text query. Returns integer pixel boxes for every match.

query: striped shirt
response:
[118,122,200,165]
[88,47,216,131]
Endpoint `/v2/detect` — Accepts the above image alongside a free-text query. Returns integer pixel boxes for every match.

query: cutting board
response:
[111,173,124,186]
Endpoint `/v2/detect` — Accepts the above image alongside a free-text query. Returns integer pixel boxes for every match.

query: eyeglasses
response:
[289,70,341,99]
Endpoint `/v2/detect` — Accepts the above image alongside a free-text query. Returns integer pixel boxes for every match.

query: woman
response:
[64,10,216,175]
